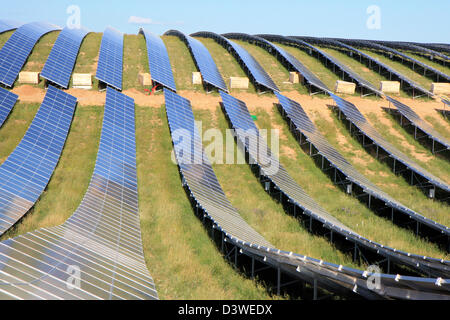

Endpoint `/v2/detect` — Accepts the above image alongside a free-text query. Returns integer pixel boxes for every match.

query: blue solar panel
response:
[96,27,123,90]
[139,28,177,92]
[165,30,227,92]
[41,26,90,88]
[164,89,270,246]
[329,92,450,196]
[275,92,449,241]
[0,22,61,87]
[220,34,279,92]
[386,96,450,151]
[0,19,22,34]
[0,87,18,128]
[0,87,158,300]
[0,85,76,235]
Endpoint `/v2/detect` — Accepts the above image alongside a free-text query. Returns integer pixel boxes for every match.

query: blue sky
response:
[2,0,449,43]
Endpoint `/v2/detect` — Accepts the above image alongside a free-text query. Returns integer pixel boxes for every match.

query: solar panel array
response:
[275,92,449,241]
[190,31,279,92]
[322,37,434,97]
[225,33,328,92]
[0,19,22,34]
[286,36,382,95]
[329,92,450,196]
[378,41,450,62]
[0,87,18,128]
[139,28,177,92]
[0,21,60,87]
[165,89,449,299]
[164,89,270,246]
[220,33,280,92]
[220,90,450,276]
[0,85,77,236]
[164,30,227,92]
[355,40,450,82]
[0,87,157,299]
[41,26,90,88]
[386,96,450,152]
[96,27,123,91]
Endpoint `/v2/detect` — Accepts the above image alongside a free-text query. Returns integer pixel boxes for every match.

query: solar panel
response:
[362,40,450,82]
[0,85,76,236]
[0,22,61,87]
[0,87,158,300]
[0,87,18,128]
[220,91,449,277]
[0,20,22,34]
[331,38,433,97]
[224,32,329,92]
[378,41,450,62]
[329,92,450,197]
[275,92,449,243]
[164,30,227,92]
[219,33,279,92]
[139,28,177,92]
[386,96,450,153]
[280,36,381,96]
[164,89,449,298]
[95,27,123,91]
[164,89,269,246]
[41,26,90,88]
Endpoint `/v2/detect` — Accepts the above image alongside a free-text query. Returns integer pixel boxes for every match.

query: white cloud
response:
[128,16,161,25]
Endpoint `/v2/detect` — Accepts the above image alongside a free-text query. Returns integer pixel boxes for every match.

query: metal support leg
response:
[277,268,281,296]
[313,279,318,300]
[251,257,255,279]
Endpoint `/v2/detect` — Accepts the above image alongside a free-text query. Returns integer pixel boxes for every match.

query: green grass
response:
[195,37,256,93]
[232,40,307,94]
[192,104,361,267]
[424,115,450,139]
[399,50,450,75]
[123,34,148,90]
[308,102,449,229]
[0,103,39,164]
[162,35,204,92]
[0,30,14,48]
[366,111,450,184]
[0,105,103,240]
[360,49,433,89]
[277,44,339,91]
[319,47,388,88]
[11,30,60,89]
[71,32,102,90]
[253,103,447,259]
[136,105,278,299]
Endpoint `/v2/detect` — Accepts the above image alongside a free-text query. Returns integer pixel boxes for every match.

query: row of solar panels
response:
[337,38,450,82]
[373,40,450,63]
[163,35,450,295]
[1,23,448,298]
[164,89,450,299]
[171,30,450,252]
[0,21,164,299]
[293,36,433,98]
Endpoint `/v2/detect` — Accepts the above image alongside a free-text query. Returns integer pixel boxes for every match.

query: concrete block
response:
[229,77,249,89]
[192,72,202,85]
[289,72,303,84]
[19,72,39,84]
[431,83,450,95]
[334,80,356,94]
[72,73,92,89]
[379,81,400,94]
[139,73,152,86]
